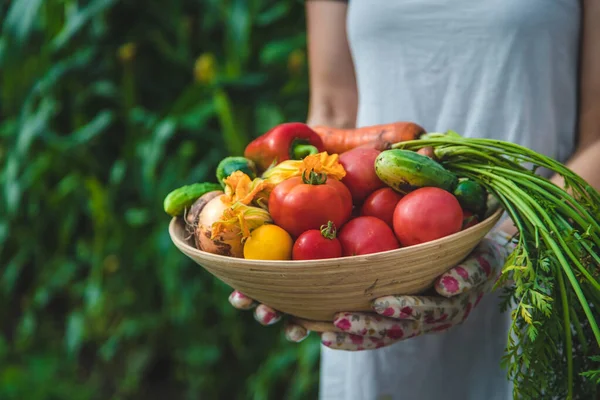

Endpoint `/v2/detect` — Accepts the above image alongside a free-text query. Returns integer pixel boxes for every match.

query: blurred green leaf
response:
[178,345,221,367]
[48,110,114,149]
[260,33,306,66]
[2,0,45,45]
[17,97,57,156]
[2,158,20,215]
[125,208,150,226]
[65,312,86,356]
[0,220,7,251]
[2,249,27,294]
[256,2,290,26]
[140,118,177,188]
[225,0,251,74]
[109,160,127,186]
[16,311,36,348]
[169,85,212,118]
[255,102,285,135]
[215,72,269,89]
[51,0,118,51]
[99,336,120,362]
[84,282,103,314]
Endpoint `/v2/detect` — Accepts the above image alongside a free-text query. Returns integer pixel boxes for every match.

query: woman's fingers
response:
[228,290,284,327]
[373,294,461,323]
[284,321,309,342]
[333,312,421,340]
[253,304,282,326]
[228,290,256,310]
[321,331,405,351]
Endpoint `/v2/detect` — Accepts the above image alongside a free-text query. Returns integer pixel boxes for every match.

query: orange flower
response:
[262,152,346,185]
[222,171,273,208]
[211,202,272,240]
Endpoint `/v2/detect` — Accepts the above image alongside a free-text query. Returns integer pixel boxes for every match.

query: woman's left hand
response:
[317,231,514,351]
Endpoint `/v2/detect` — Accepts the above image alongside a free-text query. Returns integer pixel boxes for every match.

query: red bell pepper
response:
[244,122,326,172]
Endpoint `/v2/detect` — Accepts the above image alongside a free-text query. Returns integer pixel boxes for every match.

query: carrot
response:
[311,122,426,154]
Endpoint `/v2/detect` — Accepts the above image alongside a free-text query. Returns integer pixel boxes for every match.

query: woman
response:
[230,1,600,399]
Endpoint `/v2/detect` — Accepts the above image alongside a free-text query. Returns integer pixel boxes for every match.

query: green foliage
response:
[0,0,320,398]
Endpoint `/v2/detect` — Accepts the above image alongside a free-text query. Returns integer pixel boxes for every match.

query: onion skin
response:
[185,190,223,227]
[195,195,244,258]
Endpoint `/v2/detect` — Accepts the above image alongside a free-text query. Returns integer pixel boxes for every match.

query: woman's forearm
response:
[305,0,358,128]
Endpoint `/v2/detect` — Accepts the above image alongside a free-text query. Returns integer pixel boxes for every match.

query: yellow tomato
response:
[244,224,293,260]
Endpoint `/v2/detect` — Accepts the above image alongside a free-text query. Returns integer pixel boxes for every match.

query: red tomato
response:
[292,221,342,260]
[462,210,480,230]
[269,172,353,238]
[361,187,404,228]
[339,148,386,205]
[392,187,463,246]
[338,216,400,256]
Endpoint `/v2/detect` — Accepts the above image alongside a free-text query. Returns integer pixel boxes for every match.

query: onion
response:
[185,190,223,227]
[195,195,244,258]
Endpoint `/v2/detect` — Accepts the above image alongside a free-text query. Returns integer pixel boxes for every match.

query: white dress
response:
[319,1,581,399]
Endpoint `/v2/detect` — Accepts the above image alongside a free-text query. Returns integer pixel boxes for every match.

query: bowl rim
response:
[168,204,505,267]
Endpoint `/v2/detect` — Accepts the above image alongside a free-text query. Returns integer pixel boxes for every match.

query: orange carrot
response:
[311,122,426,154]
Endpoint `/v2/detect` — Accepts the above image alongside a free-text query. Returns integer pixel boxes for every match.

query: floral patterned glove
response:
[321,230,515,351]
[228,230,514,347]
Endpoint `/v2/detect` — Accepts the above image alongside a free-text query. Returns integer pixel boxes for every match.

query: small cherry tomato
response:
[360,187,404,227]
[269,171,353,238]
[292,221,342,260]
[393,187,463,246]
[339,148,386,205]
[338,216,400,256]
[243,224,293,260]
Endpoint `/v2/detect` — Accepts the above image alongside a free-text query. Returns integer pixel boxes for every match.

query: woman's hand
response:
[229,229,514,348]
[320,230,514,351]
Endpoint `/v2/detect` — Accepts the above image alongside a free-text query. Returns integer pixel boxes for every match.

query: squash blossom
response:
[212,202,272,241]
[262,152,346,185]
[210,171,274,240]
[222,171,273,209]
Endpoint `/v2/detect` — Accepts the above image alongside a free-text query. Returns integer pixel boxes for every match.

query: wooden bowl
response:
[168,205,503,331]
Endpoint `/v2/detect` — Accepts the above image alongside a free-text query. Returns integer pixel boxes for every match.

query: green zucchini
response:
[216,156,257,186]
[163,182,222,217]
[374,149,458,194]
[453,179,487,216]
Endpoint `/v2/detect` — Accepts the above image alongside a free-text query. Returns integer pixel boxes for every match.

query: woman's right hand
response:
[228,290,310,343]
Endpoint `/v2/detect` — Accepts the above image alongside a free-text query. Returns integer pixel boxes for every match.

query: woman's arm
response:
[497,1,600,236]
[554,0,600,188]
[305,0,358,128]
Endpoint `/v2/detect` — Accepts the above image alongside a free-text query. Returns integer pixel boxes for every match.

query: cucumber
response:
[374,149,458,194]
[216,156,257,186]
[163,182,223,217]
[453,179,488,217]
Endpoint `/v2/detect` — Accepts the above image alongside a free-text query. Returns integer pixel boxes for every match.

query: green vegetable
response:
[163,182,223,217]
[395,131,600,400]
[453,178,487,217]
[216,156,257,186]
[374,149,458,194]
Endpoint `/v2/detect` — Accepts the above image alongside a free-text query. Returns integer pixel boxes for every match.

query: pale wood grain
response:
[169,206,503,329]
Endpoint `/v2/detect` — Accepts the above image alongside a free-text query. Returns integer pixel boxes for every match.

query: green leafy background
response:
[0,0,321,398]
